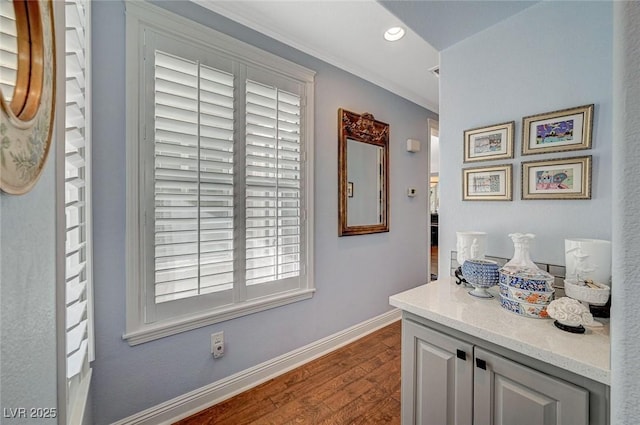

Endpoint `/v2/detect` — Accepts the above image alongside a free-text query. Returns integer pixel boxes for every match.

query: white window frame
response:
[124,1,315,346]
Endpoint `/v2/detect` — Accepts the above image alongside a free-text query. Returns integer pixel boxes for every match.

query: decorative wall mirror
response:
[0,0,56,195]
[338,108,389,236]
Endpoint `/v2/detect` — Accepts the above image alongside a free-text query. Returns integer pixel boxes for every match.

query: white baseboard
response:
[112,309,401,425]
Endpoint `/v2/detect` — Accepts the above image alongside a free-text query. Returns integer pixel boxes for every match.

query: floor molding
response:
[112,309,401,425]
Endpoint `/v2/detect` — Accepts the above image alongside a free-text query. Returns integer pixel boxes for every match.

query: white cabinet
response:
[401,319,473,425]
[473,347,588,425]
[402,316,606,425]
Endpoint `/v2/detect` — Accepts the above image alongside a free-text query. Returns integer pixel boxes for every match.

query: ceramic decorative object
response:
[546,297,594,333]
[499,268,554,292]
[564,279,610,307]
[498,283,555,305]
[499,295,550,319]
[502,233,537,270]
[456,231,487,265]
[565,239,612,287]
[454,231,487,286]
[462,259,499,298]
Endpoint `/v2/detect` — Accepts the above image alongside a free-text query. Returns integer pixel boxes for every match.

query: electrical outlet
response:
[211,331,224,358]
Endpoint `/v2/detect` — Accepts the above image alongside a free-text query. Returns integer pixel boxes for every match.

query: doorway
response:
[428,120,439,281]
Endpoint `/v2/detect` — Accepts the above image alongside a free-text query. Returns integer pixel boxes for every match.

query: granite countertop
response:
[389,278,610,385]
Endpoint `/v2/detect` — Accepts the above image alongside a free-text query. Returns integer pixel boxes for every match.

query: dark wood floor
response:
[175,321,402,425]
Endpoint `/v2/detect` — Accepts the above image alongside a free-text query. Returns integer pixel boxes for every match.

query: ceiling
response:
[194,1,540,112]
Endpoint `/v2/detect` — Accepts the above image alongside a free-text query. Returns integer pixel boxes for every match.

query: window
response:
[125,2,315,345]
[0,0,17,102]
[65,0,93,421]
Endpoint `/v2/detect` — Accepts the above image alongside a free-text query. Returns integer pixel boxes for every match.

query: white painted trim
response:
[123,289,316,346]
[112,309,401,425]
[427,118,439,280]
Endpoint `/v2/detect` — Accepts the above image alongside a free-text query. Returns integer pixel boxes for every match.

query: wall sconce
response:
[406,138,421,153]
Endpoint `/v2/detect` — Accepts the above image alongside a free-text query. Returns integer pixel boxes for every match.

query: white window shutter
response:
[0,0,17,102]
[245,80,302,285]
[153,51,235,303]
[65,0,91,382]
[197,63,235,295]
[124,2,315,343]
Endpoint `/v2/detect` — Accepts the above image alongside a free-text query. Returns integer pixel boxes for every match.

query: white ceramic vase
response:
[456,231,487,266]
[565,238,612,287]
[503,233,537,270]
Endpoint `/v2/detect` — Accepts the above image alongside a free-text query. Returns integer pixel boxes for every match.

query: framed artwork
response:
[463,121,514,163]
[522,104,594,155]
[522,156,592,200]
[462,164,513,201]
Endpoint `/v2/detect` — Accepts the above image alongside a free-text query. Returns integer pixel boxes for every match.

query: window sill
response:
[123,288,315,346]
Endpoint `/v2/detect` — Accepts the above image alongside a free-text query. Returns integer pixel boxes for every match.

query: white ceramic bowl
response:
[498,283,554,305]
[564,279,610,306]
[499,294,550,319]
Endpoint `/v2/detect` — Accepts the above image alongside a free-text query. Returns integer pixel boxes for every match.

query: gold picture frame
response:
[463,121,514,163]
[462,164,513,201]
[0,0,56,194]
[522,156,592,200]
[522,104,594,156]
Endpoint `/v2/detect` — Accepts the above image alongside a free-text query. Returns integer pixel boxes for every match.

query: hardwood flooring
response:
[430,245,438,280]
[175,321,402,425]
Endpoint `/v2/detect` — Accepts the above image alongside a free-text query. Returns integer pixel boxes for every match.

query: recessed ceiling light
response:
[384,27,405,42]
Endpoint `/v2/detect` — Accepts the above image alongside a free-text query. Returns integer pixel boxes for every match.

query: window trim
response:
[124,1,315,346]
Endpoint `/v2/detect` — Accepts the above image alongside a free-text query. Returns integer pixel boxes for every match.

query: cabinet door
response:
[402,319,473,425]
[474,347,589,425]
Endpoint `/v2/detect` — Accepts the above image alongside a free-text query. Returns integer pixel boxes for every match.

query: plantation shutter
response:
[245,80,302,287]
[65,0,90,381]
[0,0,18,101]
[125,3,314,343]
[153,50,235,305]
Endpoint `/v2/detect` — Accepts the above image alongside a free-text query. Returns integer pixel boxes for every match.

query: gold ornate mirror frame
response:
[338,108,390,236]
[0,0,56,195]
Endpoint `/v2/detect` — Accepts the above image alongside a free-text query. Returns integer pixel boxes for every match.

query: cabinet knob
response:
[476,358,487,370]
[456,349,467,361]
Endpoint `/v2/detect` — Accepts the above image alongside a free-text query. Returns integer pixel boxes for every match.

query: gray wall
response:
[91,1,435,422]
[0,153,57,423]
[612,2,640,423]
[438,1,612,273]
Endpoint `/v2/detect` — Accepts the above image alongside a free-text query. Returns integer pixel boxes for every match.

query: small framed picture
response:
[522,156,592,200]
[347,181,354,198]
[462,164,513,201]
[463,121,515,163]
[522,104,593,155]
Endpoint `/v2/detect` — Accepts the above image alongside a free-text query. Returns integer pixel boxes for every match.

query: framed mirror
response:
[0,0,56,194]
[338,108,389,236]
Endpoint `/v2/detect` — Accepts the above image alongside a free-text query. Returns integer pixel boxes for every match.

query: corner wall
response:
[439,1,613,272]
[611,2,640,423]
[91,1,435,422]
